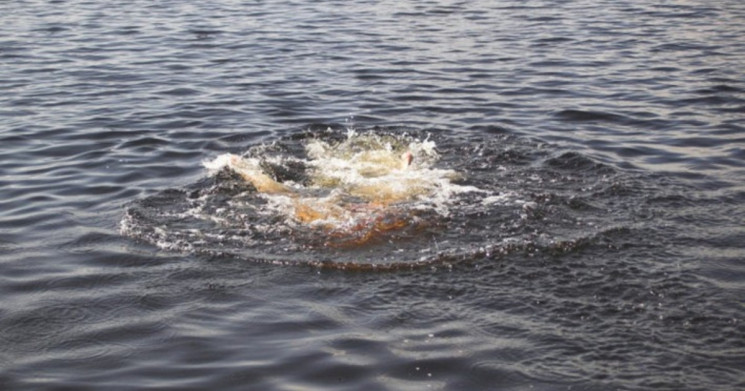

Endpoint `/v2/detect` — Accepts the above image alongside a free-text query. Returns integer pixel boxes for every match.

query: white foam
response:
[203,153,234,172]
[215,132,489,235]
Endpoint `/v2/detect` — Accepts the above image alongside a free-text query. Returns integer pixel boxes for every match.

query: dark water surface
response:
[2,0,745,390]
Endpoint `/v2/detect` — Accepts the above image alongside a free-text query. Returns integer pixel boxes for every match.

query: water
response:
[1,0,744,389]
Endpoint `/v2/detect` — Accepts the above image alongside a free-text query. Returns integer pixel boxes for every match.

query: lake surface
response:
[2,0,744,390]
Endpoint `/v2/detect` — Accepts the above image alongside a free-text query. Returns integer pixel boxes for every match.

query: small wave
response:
[553,109,627,123]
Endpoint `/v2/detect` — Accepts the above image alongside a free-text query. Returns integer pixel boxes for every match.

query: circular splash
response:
[202,130,481,249]
[121,126,641,269]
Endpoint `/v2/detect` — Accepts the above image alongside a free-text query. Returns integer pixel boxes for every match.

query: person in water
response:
[225,149,419,246]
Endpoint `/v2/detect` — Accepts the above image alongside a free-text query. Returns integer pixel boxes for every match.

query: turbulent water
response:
[121,127,651,272]
[2,0,745,390]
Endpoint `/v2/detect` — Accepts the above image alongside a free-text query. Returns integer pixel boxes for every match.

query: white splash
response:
[204,131,487,245]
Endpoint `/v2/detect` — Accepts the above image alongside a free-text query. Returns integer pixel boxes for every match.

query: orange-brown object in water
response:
[227,150,417,245]
[324,209,411,248]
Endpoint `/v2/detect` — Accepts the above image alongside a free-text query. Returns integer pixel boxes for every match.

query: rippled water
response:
[2,0,745,390]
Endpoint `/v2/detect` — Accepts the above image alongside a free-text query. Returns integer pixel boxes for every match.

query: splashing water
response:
[202,130,484,248]
[198,131,486,251]
[121,126,640,269]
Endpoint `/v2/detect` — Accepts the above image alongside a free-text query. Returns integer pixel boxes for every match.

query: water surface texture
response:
[2,0,745,390]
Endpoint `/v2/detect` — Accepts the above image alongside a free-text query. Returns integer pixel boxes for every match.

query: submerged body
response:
[210,132,471,246]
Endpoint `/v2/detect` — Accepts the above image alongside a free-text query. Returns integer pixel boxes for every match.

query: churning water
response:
[1,1,744,390]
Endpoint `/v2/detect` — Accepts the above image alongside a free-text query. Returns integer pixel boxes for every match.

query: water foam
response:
[202,131,486,246]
